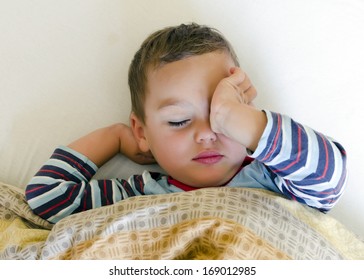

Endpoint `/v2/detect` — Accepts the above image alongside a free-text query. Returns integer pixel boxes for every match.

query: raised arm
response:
[210,68,347,211]
[68,123,154,167]
[25,123,155,223]
[250,111,347,211]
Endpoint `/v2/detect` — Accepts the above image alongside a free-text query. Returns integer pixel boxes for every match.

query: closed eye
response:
[168,119,190,127]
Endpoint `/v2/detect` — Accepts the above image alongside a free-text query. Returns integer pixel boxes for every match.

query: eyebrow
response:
[157,99,192,110]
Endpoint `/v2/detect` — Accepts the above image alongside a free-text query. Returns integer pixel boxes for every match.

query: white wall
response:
[1,0,363,238]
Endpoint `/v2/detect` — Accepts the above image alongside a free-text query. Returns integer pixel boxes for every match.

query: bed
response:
[1,181,363,260]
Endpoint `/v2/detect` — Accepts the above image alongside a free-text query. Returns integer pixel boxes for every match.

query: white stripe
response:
[27,181,83,209]
[252,111,274,158]
[112,180,122,202]
[28,176,64,185]
[58,145,99,171]
[89,180,102,208]
[47,158,89,182]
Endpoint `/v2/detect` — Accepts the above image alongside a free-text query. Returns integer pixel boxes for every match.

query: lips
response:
[192,151,224,164]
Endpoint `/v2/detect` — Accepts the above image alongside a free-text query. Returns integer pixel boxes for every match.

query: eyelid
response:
[168,119,191,127]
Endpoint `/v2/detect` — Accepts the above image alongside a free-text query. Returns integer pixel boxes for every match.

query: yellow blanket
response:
[1,182,363,260]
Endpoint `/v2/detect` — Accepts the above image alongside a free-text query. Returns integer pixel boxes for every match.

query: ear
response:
[130,112,150,153]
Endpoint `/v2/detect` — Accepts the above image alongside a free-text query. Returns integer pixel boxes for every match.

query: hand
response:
[210,67,257,136]
[119,124,156,165]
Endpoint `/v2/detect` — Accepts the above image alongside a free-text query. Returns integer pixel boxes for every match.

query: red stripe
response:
[262,114,282,162]
[26,185,46,194]
[137,176,144,193]
[25,169,70,195]
[83,188,88,211]
[314,164,345,196]
[54,152,93,178]
[38,184,78,216]
[103,180,110,205]
[39,169,69,180]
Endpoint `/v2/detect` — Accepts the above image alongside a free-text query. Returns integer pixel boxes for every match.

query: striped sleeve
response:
[25,146,146,223]
[251,111,347,212]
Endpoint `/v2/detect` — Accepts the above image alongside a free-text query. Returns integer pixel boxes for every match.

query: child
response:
[25,23,347,224]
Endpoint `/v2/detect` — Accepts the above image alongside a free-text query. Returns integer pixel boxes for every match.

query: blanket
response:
[1,181,363,260]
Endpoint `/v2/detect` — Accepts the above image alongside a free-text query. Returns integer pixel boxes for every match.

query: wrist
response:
[211,99,237,133]
[220,104,267,151]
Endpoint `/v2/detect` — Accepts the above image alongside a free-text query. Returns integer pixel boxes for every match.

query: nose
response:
[194,120,217,144]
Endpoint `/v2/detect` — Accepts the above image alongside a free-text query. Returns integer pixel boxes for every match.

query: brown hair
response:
[128,23,240,123]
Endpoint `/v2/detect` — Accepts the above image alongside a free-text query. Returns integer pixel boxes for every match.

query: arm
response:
[68,123,155,167]
[210,68,347,211]
[251,111,347,211]
[25,123,155,223]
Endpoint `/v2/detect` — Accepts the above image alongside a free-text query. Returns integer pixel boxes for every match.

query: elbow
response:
[25,181,83,223]
[25,182,57,223]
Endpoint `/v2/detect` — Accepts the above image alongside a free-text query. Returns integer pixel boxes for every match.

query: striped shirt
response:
[25,111,347,223]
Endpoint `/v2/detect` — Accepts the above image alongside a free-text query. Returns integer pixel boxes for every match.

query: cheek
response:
[219,135,246,155]
[147,129,190,160]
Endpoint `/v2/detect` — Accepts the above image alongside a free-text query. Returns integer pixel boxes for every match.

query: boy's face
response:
[137,51,247,187]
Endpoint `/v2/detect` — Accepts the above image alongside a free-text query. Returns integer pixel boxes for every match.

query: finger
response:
[235,72,257,104]
[231,68,253,95]
[238,72,252,92]
[243,85,257,104]
[227,67,246,87]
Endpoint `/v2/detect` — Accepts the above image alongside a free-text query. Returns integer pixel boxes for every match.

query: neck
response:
[167,156,254,191]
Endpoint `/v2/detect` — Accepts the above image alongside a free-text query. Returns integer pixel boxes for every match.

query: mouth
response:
[192,151,224,164]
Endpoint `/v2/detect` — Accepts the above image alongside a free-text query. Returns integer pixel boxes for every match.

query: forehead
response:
[145,52,235,108]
